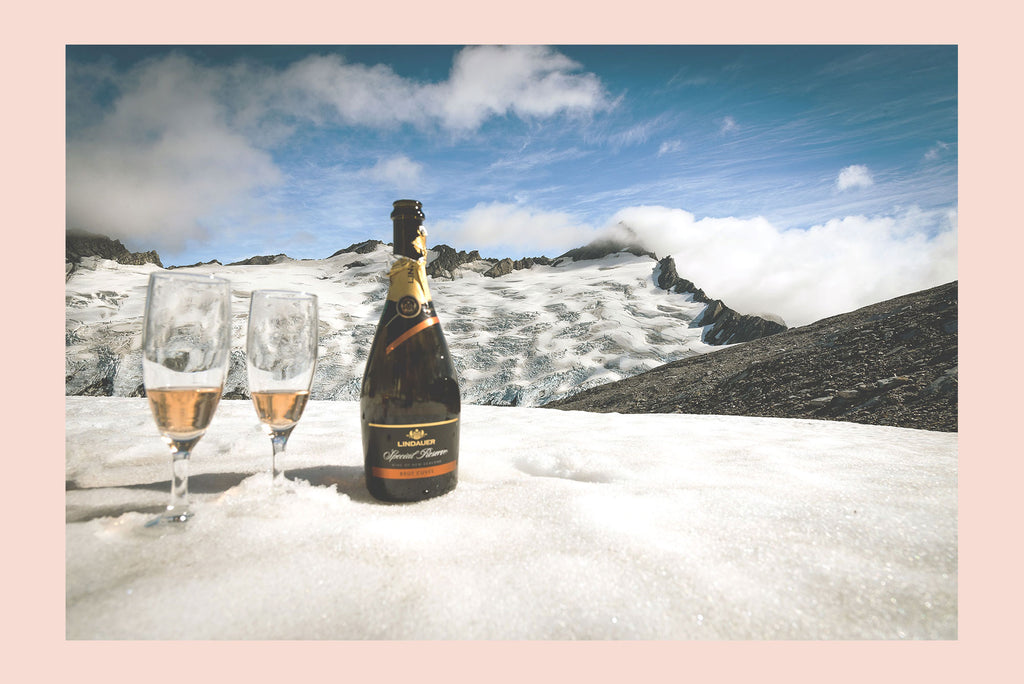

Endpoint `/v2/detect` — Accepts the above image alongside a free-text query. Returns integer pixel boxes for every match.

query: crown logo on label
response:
[407,428,427,440]
[397,295,421,318]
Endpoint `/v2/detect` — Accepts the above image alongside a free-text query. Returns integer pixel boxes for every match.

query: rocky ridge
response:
[427,244,487,278]
[330,240,385,257]
[654,255,788,345]
[545,281,958,432]
[226,254,294,266]
[66,230,162,279]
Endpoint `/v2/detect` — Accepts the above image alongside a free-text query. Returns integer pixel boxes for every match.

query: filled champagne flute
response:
[246,290,318,481]
[142,272,232,526]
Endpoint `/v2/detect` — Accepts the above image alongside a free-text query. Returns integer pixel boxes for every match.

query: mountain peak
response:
[65,230,162,278]
[556,232,657,262]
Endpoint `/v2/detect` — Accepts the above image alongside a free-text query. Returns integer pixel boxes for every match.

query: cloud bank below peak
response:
[415,198,957,329]
[605,205,957,327]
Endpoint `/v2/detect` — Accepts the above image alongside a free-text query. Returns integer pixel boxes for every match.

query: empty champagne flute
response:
[142,272,232,526]
[246,290,318,481]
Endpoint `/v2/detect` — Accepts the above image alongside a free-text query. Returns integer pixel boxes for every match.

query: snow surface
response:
[65,248,718,405]
[66,396,957,640]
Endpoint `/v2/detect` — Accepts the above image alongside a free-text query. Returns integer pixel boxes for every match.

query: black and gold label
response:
[387,255,433,306]
[383,256,439,354]
[366,418,459,480]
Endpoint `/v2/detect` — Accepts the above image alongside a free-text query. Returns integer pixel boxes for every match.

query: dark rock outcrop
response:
[696,299,788,345]
[228,254,290,266]
[331,240,384,257]
[555,223,658,263]
[513,256,553,270]
[545,281,958,432]
[480,254,554,278]
[169,259,222,269]
[66,230,163,278]
[427,244,484,278]
[557,238,657,263]
[655,256,710,303]
[424,245,553,279]
[655,256,786,345]
[484,258,514,278]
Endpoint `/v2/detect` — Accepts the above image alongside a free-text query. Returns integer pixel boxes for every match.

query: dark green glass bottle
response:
[360,200,460,502]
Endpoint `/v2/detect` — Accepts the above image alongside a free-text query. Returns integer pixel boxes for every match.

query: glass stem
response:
[270,427,295,481]
[169,449,191,520]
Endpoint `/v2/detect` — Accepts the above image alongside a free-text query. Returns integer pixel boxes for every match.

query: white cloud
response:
[273,55,426,129]
[429,202,598,257]
[65,54,282,252]
[607,204,957,326]
[427,46,609,131]
[365,155,424,189]
[719,116,738,134]
[836,164,874,191]
[262,46,609,134]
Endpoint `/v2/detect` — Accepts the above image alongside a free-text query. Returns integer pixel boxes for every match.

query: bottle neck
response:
[392,216,425,259]
[391,200,425,260]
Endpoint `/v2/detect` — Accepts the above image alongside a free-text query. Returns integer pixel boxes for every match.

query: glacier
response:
[65,246,721,405]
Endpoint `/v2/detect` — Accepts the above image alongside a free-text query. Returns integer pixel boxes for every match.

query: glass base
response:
[145,509,194,527]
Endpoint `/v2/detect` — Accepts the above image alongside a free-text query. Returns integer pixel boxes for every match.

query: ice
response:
[65,250,716,404]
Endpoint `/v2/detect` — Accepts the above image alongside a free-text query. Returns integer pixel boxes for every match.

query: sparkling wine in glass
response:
[142,272,231,526]
[246,290,318,481]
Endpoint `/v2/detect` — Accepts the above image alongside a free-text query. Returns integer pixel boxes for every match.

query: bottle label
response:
[384,256,439,354]
[366,418,459,480]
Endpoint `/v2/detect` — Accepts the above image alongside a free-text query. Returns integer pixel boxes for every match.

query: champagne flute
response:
[246,290,318,481]
[142,272,231,526]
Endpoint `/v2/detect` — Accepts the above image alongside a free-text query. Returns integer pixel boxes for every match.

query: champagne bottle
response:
[360,200,461,502]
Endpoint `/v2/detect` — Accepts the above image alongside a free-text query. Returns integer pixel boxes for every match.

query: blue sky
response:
[65,45,957,324]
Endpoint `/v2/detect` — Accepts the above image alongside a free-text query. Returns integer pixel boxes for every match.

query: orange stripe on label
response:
[386,316,439,355]
[372,460,457,480]
[368,417,459,429]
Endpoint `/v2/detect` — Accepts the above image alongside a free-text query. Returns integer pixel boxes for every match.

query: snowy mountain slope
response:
[65,245,728,406]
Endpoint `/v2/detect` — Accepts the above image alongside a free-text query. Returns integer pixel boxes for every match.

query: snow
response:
[65,396,957,640]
